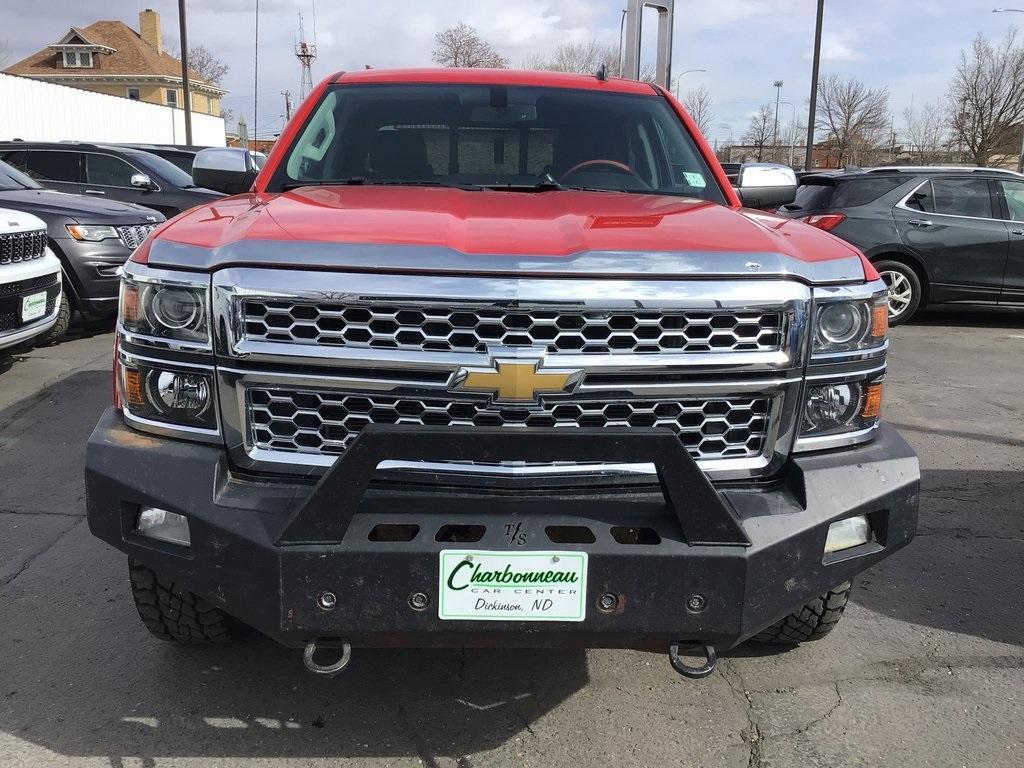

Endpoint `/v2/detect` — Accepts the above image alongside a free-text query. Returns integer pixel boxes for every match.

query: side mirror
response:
[192,148,260,195]
[130,173,154,190]
[734,163,798,209]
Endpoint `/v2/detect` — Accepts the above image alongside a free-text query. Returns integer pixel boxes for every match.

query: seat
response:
[369,131,434,180]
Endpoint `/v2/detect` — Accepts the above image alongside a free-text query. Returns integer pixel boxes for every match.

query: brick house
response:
[3,9,226,116]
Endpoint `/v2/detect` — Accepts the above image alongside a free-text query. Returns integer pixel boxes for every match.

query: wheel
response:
[874,259,922,325]
[750,582,851,645]
[33,292,72,346]
[128,560,244,644]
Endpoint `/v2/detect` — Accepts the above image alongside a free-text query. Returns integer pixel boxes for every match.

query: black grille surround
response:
[0,273,60,333]
[117,224,157,251]
[0,230,47,266]
[241,300,787,355]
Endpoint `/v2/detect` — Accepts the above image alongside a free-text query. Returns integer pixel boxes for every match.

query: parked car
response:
[0,142,225,218]
[779,165,1024,324]
[0,160,163,341]
[112,144,270,178]
[85,69,919,680]
[0,207,62,351]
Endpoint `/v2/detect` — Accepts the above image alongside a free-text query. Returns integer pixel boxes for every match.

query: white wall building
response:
[0,73,225,146]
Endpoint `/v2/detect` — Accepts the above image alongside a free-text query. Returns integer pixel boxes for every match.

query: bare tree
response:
[432,23,508,68]
[948,30,1024,166]
[524,40,656,82]
[743,105,774,161]
[683,86,714,138]
[815,73,890,166]
[186,45,228,86]
[0,39,10,68]
[903,100,950,165]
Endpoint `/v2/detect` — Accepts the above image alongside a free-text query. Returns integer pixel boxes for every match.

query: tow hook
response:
[302,639,352,677]
[668,642,718,679]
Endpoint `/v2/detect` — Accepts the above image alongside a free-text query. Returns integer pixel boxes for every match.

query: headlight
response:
[120,271,210,346]
[812,295,887,354]
[119,359,216,430]
[801,378,883,438]
[67,224,119,241]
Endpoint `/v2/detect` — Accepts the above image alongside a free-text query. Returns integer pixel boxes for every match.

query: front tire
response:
[128,560,243,644]
[33,293,72,346]
[874,260,922,326]
[750,583,851,645]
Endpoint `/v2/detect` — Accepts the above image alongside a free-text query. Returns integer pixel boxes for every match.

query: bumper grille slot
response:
[246,387,773,463]
[241,300,786,355]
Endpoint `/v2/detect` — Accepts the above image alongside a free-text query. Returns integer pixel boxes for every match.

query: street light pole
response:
[804,0,825,170]
[673,68,707,98]
[772,80,784,152]
[177,0,193,146]
[993,9,1024,171]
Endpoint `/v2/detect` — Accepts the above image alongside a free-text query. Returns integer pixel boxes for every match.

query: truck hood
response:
[150,186,867,283]
[0,188,163,223]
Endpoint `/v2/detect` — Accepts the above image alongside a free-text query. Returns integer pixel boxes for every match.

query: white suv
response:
[0,208,62,351]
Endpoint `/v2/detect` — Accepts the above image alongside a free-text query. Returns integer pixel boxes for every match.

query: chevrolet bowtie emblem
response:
[454,358,581,403]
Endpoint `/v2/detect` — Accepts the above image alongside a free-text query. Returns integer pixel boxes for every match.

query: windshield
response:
[267,84,726,203]
[131,151,198,188]
[0,160,42,191]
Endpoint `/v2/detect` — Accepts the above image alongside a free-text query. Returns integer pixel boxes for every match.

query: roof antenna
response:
[595,63,608,81]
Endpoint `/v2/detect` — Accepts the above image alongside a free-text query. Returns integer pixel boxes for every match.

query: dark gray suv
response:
[780,166,1024,324]
[0,160,164,341]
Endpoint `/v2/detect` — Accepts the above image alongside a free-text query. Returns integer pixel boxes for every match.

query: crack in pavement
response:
[720,661,763,768]
[395,701,442,768]
[1,517,84,588]
[0,507,84,518]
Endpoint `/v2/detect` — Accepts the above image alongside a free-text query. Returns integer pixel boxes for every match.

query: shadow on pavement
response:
[909,305,1023,329]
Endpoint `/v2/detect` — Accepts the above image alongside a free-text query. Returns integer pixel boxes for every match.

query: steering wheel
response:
[559,159,647,185]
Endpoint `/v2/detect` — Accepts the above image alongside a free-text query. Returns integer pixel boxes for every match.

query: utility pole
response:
[177,0,193,145]
[772,80,783,156]
[254,0,260,149]
[282,90,293,121]
[804,0,825,171]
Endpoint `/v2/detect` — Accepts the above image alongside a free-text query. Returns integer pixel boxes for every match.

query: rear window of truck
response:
[267,84,726,204]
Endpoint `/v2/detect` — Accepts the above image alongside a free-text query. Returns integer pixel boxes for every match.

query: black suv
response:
[0,159,164,341]
[779,166,1024,323]
[0,142,225,219]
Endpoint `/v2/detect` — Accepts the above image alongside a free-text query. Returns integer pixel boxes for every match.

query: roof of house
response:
[3,20,222,92]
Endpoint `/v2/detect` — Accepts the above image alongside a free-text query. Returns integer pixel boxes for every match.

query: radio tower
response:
[295,10,317,101]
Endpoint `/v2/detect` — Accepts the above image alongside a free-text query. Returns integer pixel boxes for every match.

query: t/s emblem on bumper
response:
[452,357,582,403]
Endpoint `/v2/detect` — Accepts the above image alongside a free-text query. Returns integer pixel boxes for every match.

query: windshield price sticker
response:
[438,550,587,622]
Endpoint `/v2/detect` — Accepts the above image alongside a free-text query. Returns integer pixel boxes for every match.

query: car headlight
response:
[67,224,119,241]
[119,359,216,430]
[120,271,210,346]
[812,295,888,354]
[801,378,883,438]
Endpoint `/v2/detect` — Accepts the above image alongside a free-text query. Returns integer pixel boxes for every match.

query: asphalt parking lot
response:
[0,310,1022,768]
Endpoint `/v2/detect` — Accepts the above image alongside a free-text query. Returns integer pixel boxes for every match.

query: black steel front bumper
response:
[85,410,919,651]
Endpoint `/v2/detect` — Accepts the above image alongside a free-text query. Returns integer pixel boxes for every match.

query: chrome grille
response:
[240,301,786,355]
[117,224,157,251]
[0,230,47,266]
[246,387,772,462]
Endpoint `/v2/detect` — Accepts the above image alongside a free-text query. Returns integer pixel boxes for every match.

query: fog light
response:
[824,515,870,554]
[153,371,210,413]
[136,507,190,547]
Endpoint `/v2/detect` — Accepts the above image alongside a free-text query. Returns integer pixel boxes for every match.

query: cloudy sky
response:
[1,0,1019,146]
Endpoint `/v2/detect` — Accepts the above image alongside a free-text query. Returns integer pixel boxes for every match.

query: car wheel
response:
[874,259,922,325]
[750,582,851,645]
[33,293,72,346]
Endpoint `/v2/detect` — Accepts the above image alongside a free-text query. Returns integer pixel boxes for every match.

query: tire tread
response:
[128,560,240,644]
[751,582,852,644]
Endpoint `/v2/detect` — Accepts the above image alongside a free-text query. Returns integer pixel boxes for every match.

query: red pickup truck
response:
[85,68,919,678]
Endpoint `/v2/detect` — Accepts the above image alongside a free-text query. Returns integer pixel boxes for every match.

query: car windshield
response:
[130,151,198,188]
[0,159,42,191]
[267,83,726,203]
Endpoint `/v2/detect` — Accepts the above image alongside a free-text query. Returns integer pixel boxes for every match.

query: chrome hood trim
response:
[149,238,866,285]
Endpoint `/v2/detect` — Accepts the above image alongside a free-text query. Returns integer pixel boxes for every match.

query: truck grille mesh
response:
[246,387,772,461]
[240,301,786,355]
[0,230,47,266]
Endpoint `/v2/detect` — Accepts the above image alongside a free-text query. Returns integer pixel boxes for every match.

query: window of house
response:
[22,151,82,182]
[62,51,93,68]
[85,153,137,187]
[127,87,140,101]
[165,89,179,108]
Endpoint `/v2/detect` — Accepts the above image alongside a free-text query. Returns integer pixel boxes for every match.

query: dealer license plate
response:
[21,292,47,323]
[438,550,588,622]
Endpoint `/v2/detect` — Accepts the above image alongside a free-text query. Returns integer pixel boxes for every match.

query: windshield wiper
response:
[280,177,482,191]
[484,173,562,193]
